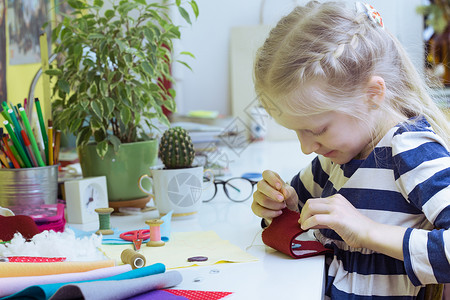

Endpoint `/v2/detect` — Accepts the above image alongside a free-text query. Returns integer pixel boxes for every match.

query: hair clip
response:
[355,2,384,29]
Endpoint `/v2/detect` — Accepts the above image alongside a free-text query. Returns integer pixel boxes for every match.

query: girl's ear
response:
[366,76,386,109]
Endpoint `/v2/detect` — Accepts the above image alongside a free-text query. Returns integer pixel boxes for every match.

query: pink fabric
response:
[0,264,132,297]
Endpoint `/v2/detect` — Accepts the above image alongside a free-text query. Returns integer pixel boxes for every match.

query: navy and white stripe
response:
[290,116,450,299]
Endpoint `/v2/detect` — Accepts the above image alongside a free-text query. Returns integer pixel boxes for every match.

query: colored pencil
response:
[0,105,12,124]
[5,155,13,168]
[21,130,38,167]
[48,120,53,166]
[0,149,9,168]
[34,98,48,164]
[8,108,25,149]
[54,130,61,165]
[6,138,25,168]
[18,107,45,167]
[1,135,20,168]
[3,120,32,168]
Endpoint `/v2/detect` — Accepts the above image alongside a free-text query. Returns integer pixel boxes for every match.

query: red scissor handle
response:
[119,229,150,241]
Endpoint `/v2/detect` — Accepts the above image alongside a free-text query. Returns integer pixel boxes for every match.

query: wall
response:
[1,0,425,124]
[174,0,424,116]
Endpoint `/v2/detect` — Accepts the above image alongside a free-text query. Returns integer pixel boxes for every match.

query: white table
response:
[74,140,325,299]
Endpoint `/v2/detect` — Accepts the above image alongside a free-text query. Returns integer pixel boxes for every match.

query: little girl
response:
[252,1,450,299]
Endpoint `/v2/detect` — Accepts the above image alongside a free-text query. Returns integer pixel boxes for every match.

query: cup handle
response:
[202,169,215,189]
[138,174,154,197]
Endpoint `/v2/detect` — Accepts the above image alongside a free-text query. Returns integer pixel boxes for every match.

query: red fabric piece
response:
[165,290,233,300]
[0,215,40,241]
[6,256,66,262]
[261,208,332,259]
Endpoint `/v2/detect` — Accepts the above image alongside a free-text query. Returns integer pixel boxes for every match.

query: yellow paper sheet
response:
[100,231,258,269]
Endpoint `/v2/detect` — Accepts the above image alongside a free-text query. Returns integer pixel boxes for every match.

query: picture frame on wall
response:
[0,0,6,100]
[7,0,51,65]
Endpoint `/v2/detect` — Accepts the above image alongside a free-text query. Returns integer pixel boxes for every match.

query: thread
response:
[95,208,114,235]
[245,228,265,252]
[120,248,146,269]
[145,219,165,247]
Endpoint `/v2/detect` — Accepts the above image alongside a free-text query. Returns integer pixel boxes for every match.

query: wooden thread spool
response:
[120,248,146,269]
[145,219,165,247]
[95,208,114,235]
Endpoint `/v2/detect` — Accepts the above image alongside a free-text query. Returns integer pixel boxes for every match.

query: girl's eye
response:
[312,128,327,136]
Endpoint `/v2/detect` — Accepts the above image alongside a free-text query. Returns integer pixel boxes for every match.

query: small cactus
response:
[159,127,195,169]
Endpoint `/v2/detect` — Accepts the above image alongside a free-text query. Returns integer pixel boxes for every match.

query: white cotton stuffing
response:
[0,228,105,261]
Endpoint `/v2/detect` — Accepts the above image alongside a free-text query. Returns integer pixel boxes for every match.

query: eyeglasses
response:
[202,177,258,202]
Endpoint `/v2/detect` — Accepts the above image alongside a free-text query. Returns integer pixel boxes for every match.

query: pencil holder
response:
[0,165,58,207]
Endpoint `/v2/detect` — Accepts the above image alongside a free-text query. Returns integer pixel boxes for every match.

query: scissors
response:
[119,229,150,251]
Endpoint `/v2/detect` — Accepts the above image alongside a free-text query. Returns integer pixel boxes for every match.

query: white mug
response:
[138,166,213,218]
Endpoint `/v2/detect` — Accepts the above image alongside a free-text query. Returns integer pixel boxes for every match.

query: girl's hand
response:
[299,194,375,249]
[251,170,299,222]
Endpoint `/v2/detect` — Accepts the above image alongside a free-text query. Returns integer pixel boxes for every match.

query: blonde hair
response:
[254,1,450,147]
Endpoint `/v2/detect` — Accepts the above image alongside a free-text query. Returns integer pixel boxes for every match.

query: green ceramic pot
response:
[78,140,158,202]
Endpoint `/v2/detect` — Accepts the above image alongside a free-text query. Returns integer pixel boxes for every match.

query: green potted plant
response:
[138,126,212,217]
[46,0,198,204]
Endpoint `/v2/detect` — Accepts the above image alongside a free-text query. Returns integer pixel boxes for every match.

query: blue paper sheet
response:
[1,263,166,300]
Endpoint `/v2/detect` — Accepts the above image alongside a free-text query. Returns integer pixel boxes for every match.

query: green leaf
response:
[141,61,154,76]
[80,100,89,109]
[57,80,70,94]
[105,9,115,19]
[105,97,115,114]
[178,7,191,25]
[90,118,103,129]
[158,113,171,127]
[67,0,86,9]
[176,59,192,71]
[143,28,154,42]
[94,128,106,143]
[45,69,63,76]
[76,127,92,147]
[100,80,108,97]
[91,100,104,120]
[116,39,127,52]
[180,51,195,59]
[190,1,199,18]
[108,135,121,153]
[89,82,99,98]
[52,23,62,43]
[88,33,105,39]
[120,106,131,125]
[69,118,83,133]
[93,0,104,7]
[96,140,109,158]
[73,43,83,60]
[164,98,176,112]
[168,88,176,98]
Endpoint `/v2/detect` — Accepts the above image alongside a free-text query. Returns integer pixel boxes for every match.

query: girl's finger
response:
[262,170,284,191]
[299,198,332,226]
[256,180,285,202]
[300,213,331,230]
[253,190,286,210]
[251,198,284,220]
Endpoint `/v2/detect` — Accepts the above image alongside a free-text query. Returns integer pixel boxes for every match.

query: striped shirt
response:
[290,116,450,299]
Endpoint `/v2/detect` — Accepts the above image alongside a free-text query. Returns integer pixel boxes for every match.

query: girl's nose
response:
[297,132,320,155]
